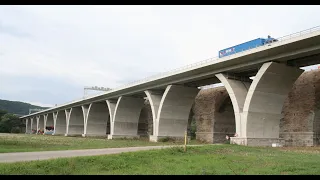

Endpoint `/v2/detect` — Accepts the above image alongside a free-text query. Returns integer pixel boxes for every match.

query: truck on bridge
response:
[219,35,278,58]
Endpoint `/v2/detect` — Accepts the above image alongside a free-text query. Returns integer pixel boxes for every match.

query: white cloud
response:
[0,5,320,105]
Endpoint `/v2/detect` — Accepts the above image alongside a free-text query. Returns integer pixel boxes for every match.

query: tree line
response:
[0,109,25,133]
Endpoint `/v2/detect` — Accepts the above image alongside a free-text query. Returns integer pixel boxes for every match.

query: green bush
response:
[0,110,23,133]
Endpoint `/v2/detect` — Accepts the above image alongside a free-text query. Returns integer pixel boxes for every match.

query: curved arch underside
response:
[26,118,32,133]
[46,114,54,129]
[111,96,145,137]
[193,87,235,143]
[37,115,45,131]
[216,62,304,146]
[54,111,67,135]
[86,102,110,136]
[31,118,37,132]
[67,107,84,135]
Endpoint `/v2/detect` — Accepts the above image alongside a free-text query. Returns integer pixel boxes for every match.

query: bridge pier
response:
[82,102,110,137]
[146,85,199,142]
[30,117,37,134]
[216,62,304,146]
[44,113,54,133]
[194,87,236,143]
[65,107,84,136]
[25,118,31,134]
[107,96,145,139]
[37,115,45,134]
[53,111,67,135]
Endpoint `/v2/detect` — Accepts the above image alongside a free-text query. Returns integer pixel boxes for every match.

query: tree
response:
[0,109,7,119]
[0,112,24,133]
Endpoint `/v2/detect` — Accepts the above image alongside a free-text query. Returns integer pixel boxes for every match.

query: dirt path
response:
[0,145,205,163]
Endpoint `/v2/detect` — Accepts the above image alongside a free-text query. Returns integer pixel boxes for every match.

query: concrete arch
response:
[84,102,110,136]
[66,107,85,136]
[243,62,303,139]
[217,62,303,146]
[45,113,54,131]
[147,85,199,141]
[138,99,153,136]
[106,99,117,135]
[37,115,45,132]
[215,74,251,137]
[54,111,67,135]
[144,90,162,136]
[107,96,145,139]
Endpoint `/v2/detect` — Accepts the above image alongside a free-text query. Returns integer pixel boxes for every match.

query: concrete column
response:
[31,117,36,134]
[215,74,251,137]
[82,102,110,137]
[53,111,67,135]
[107,96,145,139]
[46,113,54,130]
[217,62,304,146]
[106,99,117,137]
[43,114,54,134]
[37,115,45,134]
[44,114,48,132]
[146,85,199,142]
[82,105,89,137]
[25,118,31,134]
[65,107,84,136]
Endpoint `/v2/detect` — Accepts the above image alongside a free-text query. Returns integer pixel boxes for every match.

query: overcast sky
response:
[0,5,319,107]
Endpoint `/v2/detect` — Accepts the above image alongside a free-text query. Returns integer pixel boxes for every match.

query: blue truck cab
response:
[218,35,278,58]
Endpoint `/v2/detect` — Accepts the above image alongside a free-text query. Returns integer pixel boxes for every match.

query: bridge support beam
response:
[30,117,37,134]
[107,96,145,139]
[44,114,54,134]
[53,111,67,135]
[36,115,44,134]
[82,102,110,137]
[65,107,84,136]
[216,62,304,146]
[146,85,199,142]
[25,118,31,134]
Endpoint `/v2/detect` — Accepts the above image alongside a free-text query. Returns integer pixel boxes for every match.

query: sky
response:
[0,5,319,107]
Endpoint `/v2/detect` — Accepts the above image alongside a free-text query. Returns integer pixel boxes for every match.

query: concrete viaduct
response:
[21,26,320,146]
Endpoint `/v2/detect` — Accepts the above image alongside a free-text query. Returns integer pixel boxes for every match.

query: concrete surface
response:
[66,107,84,136]
[243,63,303,141]
[53,111,66,135]
[148,85,199,141]
[83,102,110,136]
[25,119,31,134]
[37,115,44,132]
[215,74,251,137]
[31,118,36,132]
[0,145,204,163]
[137,100,153,136]
[45,113,54,129]
[108,96,145,138]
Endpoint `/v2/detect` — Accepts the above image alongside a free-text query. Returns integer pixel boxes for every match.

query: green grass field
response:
[0,133,202,153]
[0,145,319,175]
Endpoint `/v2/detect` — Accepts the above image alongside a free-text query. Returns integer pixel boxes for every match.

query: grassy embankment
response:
[0,144,319,175]
[0,133,202,153]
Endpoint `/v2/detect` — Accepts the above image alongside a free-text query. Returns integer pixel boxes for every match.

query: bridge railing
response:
[57,26,320,108]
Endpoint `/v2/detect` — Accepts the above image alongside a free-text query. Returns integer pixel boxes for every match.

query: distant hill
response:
[0,99,50,116]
